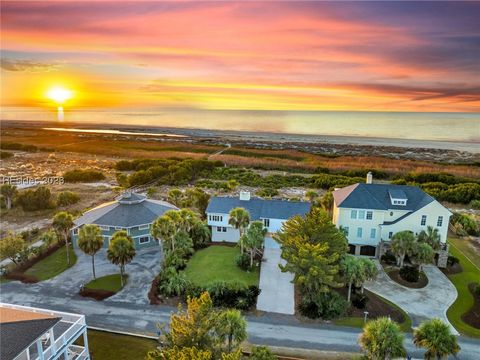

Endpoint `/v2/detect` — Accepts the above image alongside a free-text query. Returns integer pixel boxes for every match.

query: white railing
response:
[0,303,88,360]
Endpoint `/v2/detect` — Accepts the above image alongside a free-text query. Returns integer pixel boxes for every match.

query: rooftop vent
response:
[239,191,251,201]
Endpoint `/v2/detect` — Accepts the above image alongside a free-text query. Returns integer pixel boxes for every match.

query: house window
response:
[366,211,373,220]
[351,210,357,219]
[222,227,227,232]
[388,232,393,239]
[263,219,270,227]
[73,228,78,235]
[421,215,427,226]
[370,228,376,239]
[211,215,223,222]
[343,226,349,236]
[217,226,223,232]
[357,227,363,238]
[115,226,122,230]
[437,216,443,227]
[358,210,365,220]
[138,224,149,231]
[100,225,109,231]
[139,236,150,244]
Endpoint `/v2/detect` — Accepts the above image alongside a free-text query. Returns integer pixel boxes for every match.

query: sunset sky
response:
[1,1,480,115]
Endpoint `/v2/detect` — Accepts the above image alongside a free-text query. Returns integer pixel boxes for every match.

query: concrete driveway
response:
[257,237,295,315]
[364,262,458,334]
[8,247,161,305]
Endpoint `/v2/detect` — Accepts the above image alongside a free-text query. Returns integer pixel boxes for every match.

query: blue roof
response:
[333,183,435,211]
[389,189,407,200]
[206,196,311,220]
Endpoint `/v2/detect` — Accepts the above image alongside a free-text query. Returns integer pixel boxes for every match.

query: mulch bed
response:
[461,283,480,329]
[337,287,406,324]
[5,243,63,283]
[386,269,429,289]
[440,263,463,275]
[79,287,116,301]
[147,276,182,307]
[294,285,405,324]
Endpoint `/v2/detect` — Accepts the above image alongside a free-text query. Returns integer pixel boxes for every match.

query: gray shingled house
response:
[206,191,311,243]
[71,192,178,249]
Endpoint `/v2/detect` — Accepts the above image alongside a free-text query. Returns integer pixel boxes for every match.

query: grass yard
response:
[85,273,126,292]
[76,330,157,360]
[25,246,77,281]
[183,246,259,287]
[446,238,480,338]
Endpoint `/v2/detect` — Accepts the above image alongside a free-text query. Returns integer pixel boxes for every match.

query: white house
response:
[206,191,311,243]
[332,173,452,257]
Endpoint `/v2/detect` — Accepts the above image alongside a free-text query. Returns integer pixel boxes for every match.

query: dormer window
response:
[388,189,407,206]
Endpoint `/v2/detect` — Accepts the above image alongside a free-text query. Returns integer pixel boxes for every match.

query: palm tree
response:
[359,317,406,360]
[418,226,441,251]
[305,190,318,202]
[0,184,17,210]
[39,229,58,248]
[190,221,211,249]
[77,224,104,280]
[228,207,250,254]
[167,189,184,207]
[215,309,247,353]
[390,230,416,267]
[178,208,198,233]
[360,257,378,293]
[413,318,460,359]
[243,221,267,267]
[152,215,176,253]
[107,234,136,287]
[342,255,365,302]
[412,243,434,271]
[52,211,74,265]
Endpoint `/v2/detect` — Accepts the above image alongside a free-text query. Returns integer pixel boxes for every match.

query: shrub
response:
[203,281,260,310]
[1,142,38,152]
[250,346,278,360]
[447,255,460,267]
[299,291,348,320]
[235,253,251,271]
[450,213,479,236]
[381,252,397,265]
[473,283,480,297]
[0,151,13,159]
[257,187,279,198]
[157,267,190,297]
[471,199,480,210]
[57,191,80,206]
[399,266,420,283]
[351,293,369,310]
[63,169,105,183]
[16,186,55,211]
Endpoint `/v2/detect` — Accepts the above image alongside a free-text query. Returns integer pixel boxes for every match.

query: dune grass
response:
[445,238,480,338]
[183,245,259,287]
[25,246,77,281]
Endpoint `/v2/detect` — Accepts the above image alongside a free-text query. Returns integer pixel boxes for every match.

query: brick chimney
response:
[366,171,373,184]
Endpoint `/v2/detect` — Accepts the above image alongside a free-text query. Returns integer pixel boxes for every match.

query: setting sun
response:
[46,87,73,104]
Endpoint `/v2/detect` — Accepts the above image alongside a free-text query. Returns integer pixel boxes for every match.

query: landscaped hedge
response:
[185,281,261,310]
[298,291,348,320]
[399,266,420,283]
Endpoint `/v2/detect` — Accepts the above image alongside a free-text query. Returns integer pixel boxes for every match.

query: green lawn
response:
[76,330,157,360]
[85,273,126,292]
[183,246,259,287]
[25,246,77,281]
[446,238,480,338]
[333,294,412,332]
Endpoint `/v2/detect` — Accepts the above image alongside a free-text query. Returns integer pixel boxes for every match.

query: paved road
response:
[257,238,295,315]
[365,262,458,334]
[1,284,479,359]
